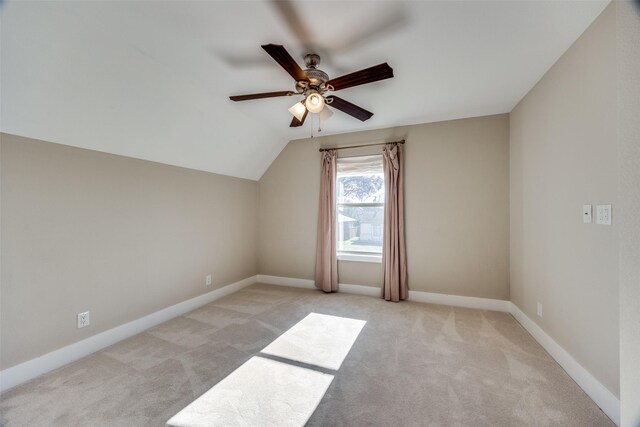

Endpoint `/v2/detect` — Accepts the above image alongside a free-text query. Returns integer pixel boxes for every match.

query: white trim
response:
[509,303,620,426]
[337,253,382,263]
[257,276,380,298]
[408,290,510,312]
[0,275,258,393]
[340,284,510,312]
[257,275,315,289]
[339,283,380,297]
[256,275,509,312]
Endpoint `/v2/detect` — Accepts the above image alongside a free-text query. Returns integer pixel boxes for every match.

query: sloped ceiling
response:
[1,1,608,180]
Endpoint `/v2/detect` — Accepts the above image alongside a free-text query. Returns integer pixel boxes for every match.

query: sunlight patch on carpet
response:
[167,313,366,427]
[262,313,367,371]
[166,356,333,427]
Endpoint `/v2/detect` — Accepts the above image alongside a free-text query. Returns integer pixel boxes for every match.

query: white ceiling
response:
[1,1,609,180]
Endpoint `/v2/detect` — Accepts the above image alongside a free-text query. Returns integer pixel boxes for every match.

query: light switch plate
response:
[583,205,592,223]
[596,204,612,225]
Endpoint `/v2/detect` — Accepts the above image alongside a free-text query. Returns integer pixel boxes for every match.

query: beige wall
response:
[259,114,510,300]
[0,133,258,369]
[510,3,618,396]
[617,1,640,425]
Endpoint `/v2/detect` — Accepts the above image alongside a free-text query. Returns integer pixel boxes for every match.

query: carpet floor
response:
[0,284,613,426]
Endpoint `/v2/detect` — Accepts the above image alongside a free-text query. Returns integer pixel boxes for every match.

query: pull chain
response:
[310,115,314,138]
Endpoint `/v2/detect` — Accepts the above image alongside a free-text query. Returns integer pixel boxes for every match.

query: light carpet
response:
[0,284,613,426]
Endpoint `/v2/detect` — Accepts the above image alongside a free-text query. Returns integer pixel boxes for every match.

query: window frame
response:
[336,155,385,263]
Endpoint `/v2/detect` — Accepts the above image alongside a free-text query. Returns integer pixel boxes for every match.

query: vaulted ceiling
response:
[1,1,608,180]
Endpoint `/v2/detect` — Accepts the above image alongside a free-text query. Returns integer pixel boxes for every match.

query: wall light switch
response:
[596,204,612,225]
[582,205,592,223]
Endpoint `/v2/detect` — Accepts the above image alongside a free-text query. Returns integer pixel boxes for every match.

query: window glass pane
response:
[337,205,384,254]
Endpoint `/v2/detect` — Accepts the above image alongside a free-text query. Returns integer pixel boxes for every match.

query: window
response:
[336,155,385,260]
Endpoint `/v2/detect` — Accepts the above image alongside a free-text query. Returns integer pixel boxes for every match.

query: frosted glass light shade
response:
[305,93,325,113]
[288,102,307,121]
[319,106,333,122]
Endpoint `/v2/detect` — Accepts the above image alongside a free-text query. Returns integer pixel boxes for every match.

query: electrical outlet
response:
[537,302,543,318]
[206,274,212,286]
[77,311,90,328]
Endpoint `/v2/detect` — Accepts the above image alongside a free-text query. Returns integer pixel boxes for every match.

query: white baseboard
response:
[408,290,510,312]
[257,275,510,312]
[509,303,620,426]
[0,275,257,393]
[256,275,380,297]
[339,283,380,297]
[257,275,315,289]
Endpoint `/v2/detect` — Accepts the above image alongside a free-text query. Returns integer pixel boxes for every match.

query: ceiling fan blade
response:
[268,1,314,48]
[333,7,407,53]
[229,91,294,101]
[290,109,308,127]
[326,96,373,121]
[261,44,309,82]
[326,63,393,91]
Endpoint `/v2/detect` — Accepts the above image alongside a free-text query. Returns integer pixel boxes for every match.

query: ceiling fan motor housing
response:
[295,53,329,94]
[305,68,329,86]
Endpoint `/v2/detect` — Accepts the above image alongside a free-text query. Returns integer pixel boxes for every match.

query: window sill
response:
[337,253,382,263]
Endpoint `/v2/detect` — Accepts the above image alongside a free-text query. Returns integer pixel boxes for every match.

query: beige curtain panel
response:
[315,149,338,292]
[381,144,407,302]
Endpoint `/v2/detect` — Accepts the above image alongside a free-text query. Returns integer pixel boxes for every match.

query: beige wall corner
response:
[0,134,259,370]
[259,114,510,300]
[617,1,640,426]
[510,2,619,399]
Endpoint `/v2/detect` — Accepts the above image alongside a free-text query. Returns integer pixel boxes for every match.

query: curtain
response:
[315,150,338,292]
[381,144,407,302]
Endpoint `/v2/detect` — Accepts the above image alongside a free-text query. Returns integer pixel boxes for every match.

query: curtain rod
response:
[318,139,405,152]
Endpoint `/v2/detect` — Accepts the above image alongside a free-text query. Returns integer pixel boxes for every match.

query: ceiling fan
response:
[229,44,394,128]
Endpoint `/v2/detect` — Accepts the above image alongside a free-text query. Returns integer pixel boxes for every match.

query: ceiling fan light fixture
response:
[288,101,307,121]
[230,44,393,128]
[305,92,325,114]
